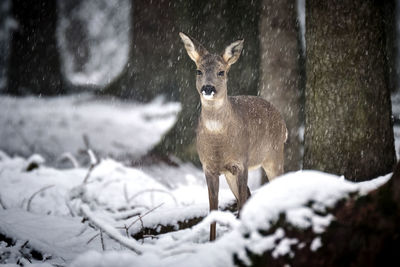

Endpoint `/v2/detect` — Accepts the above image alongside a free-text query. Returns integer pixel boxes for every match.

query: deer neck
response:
[200,95,232,133]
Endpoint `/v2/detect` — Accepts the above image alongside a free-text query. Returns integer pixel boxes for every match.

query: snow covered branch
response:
[80,204,143,255]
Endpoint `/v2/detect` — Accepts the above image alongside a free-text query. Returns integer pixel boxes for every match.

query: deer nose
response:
[201,85,216,96]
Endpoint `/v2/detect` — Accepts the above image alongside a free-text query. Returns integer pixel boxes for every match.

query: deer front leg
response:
[205,170,219,241]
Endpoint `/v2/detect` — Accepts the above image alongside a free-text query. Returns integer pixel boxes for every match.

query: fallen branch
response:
[80,204,143,255]
[26,185,54,212]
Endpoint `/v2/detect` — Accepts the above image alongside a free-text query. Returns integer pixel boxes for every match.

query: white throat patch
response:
[204,119,224,132]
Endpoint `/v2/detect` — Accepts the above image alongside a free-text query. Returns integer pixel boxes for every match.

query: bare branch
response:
[127,203,164,230]
[27,185,54,212]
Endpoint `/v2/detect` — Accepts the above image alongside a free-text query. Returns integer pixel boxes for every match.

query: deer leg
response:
[224,171,240,202]
[224,164,251,217]
[262,144,284,181]
[205,171,219,241]
[237,167,249,218]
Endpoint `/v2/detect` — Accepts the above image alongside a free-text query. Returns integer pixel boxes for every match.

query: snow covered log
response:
[238,164,400,267]
[130,202,237,240]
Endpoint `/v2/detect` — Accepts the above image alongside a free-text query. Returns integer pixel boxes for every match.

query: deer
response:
[179,32,287,241]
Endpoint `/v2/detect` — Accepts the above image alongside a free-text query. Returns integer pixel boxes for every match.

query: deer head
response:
[179,32,244,106]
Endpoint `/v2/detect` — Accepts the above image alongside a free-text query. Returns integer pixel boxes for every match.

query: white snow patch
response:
[310,237,322,252]
[272,237,298,258]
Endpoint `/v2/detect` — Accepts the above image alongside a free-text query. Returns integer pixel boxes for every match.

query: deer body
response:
[179,33,287,241]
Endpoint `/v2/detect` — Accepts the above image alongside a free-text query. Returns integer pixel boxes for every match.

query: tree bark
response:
[304,0,396,181]
[150,0,261,164]
[6,0,64,95]
[258,0,302,173]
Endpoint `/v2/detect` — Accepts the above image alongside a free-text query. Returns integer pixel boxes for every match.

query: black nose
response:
[201,85,216,95]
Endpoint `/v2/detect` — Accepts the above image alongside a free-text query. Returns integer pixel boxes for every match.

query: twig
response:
[127,203,164,230]
[83,163,95,184]
[87,233,100,245]
[138,216,145,244]
[111,208,145,221]
[100,230,105,251]
[128,189,178,206]
[65,199,75,217]
[80,205,143,254]
[82,135,99,184]
[123,183,129,204]
[0,194,6,209]
[57,153,80,168]
[27,185,54,212]
[18,241,32,264]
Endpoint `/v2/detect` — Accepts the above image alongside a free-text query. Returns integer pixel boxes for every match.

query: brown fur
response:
[179,32,287,241]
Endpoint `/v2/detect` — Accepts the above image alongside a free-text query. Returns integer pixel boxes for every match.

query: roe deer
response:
[179,32,287,241]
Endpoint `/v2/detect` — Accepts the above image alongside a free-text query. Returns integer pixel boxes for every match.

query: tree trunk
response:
[258,0,302,173]
[0,0,12,92]
[6,0,64,95]
[150,0,261,164]
[304,0,396,181]
[102,0,179,102]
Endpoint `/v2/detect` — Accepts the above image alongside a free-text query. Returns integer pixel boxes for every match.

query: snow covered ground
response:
[0,151,391,266]
[0,93,396,266]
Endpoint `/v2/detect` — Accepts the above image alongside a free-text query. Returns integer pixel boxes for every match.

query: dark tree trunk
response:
[239,162,400,267]
[304,0,396,181]
[383,0,398,93]
[102,0,179,102]
[149,0,261,164]
[0,0,12,92]
[6,0,64,95]
[258,0,302,173]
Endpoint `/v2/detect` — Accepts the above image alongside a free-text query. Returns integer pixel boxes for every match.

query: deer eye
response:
[196,70,203,76]
[218,71,225,77]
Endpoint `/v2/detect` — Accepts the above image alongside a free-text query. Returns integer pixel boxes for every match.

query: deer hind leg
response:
[205,170,219,241]
[224,163,250,217]
[262,144,284,182]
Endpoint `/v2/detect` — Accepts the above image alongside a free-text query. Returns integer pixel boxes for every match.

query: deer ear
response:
[179,32,208,63]
[223,39,244,66]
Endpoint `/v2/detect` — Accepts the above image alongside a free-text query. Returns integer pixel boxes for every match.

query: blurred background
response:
[0,0,399,175]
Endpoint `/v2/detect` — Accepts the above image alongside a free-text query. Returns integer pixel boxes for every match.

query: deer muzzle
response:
[201,85,217,98]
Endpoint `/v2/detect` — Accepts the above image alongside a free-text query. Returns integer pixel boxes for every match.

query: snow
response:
[0,94,180,166]
[0,150,392,266]
[310,237,322,252]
